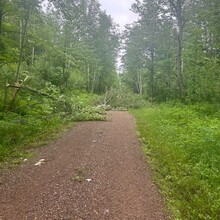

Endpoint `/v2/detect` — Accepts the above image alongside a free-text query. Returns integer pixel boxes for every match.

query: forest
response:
[0,0,220,219]
[0,0,121,160]
[123,0,220,102]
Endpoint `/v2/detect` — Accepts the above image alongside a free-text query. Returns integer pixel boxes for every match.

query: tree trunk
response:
[3,81,9,112]
[0,10,3,34]
[169,0,185,99]
[150,48,155,99]
[87,63,90,92]
[136,69,143,95]
[10,88,20,111]
[11,2,31,111]
[177,25,184,99]
[176,1,184,99]
[31,46,35,65]
[91,71,96,93]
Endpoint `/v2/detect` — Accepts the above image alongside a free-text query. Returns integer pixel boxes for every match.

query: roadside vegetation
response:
[0,93,106,164]
[125,1,220,217]
[132,104,220,220]
[0,0,118,163]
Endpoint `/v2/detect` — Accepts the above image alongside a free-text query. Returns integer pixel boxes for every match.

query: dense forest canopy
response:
[122,0,220,103]
[0,0,119,112]
[0,0,220,112]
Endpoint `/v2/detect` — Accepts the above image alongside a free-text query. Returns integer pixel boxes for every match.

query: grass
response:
[0,92,107,164]
[0,112,72,164]
[131,103,220,220]
[0,109,105,165]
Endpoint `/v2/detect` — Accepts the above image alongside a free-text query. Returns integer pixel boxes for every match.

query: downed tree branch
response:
[6,84,55,100]
[99,90,115,106]
[3,82,56,112]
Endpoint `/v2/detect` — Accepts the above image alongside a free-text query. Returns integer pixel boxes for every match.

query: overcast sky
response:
[99,0,138,29]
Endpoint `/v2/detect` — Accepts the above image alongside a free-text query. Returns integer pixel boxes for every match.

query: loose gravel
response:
[0,111,169,220]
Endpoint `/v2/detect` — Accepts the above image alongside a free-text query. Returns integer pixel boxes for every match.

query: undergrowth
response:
[0,113,66,163]
[132,103,220,220]
[0,93,106,164]
[95,88,147,110]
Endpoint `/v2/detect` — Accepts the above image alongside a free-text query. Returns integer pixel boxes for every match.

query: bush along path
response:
[0,111,169,219]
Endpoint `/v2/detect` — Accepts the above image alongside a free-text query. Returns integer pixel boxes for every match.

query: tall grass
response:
[0,93,106,163]
[132,104,220,220]
[0,112,66,162]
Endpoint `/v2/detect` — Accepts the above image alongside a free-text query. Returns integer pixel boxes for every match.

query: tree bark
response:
[176,0,184,99]
[87,63,90,92]
[3,81,9,112]
[150,47,155,99]
[11,2,31,111]
[8,84,55,99]
[177,21,184,99]
[169,0,185,99]
[0,10,3,34]
[136,69,143,95]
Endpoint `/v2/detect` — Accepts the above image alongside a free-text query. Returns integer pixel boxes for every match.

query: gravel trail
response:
[0,111,168,220]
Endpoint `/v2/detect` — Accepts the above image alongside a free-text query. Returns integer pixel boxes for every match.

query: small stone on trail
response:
[35,159,46,166]
[104,209,110,215]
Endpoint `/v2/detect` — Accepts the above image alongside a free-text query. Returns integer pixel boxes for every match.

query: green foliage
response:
[123,0,220,103]
[0,112,64,162]
[71,105,106,121]
[67,93,106,121]
[132,104,220,220]
[0,90,107,163]
[0,0,119,165]
[95,88,148,110]
[0,0,120,113]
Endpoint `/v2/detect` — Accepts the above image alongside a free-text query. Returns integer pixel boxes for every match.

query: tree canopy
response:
[122,0,220,103]
[0,0,120,112]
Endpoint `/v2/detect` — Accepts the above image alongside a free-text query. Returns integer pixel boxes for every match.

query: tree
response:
[122,24,146,94]
[10,0,42,111]
[92,11,119,93]
[123,0,220,102]
[47,0,119,94]
[123,0,175,99]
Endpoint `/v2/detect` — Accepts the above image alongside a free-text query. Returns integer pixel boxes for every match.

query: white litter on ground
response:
[34,159,46,166]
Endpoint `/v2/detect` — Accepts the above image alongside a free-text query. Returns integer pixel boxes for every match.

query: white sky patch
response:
[99,0,138,29]
[98,0,138,71]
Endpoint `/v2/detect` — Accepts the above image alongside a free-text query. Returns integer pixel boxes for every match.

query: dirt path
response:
[0,111,168,220]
